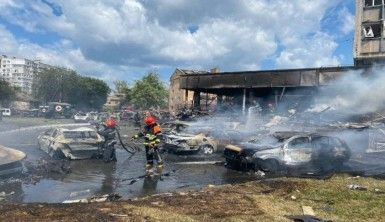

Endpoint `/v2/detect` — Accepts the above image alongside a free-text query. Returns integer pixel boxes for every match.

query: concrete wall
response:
[168,69,194,114]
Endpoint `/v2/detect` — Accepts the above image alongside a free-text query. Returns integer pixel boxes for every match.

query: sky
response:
[0,0,355,86]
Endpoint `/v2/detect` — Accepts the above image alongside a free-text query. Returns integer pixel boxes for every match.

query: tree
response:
[0,80,17,106]
[32,67,110,110]
[131,73,168,109]
[114,80,131,104]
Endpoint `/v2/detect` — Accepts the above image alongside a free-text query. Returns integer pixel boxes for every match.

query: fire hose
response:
[116,127,141,155]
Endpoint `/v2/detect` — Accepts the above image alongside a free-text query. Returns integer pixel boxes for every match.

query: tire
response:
[259,159,280,173]
[199,144,215,155]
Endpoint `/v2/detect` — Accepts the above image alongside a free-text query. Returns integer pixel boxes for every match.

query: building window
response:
[365,0,383,6]
[363,24,382,38]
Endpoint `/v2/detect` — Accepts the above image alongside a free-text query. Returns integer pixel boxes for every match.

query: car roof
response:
[57,127,95,132]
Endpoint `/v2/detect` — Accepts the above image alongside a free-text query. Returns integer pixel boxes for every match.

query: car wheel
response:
[199,144,215,155]
[259,159,280,173]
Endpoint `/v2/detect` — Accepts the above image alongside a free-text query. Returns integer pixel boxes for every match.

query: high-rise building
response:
[354,0,385,65]
[0,55,51,94]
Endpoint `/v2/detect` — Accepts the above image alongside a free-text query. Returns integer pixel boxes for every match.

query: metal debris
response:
[348,184,368,191]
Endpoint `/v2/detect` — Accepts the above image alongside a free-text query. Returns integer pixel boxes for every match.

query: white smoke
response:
[309,66,385,115]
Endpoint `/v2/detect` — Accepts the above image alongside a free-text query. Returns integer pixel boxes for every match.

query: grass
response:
[0,175,385,221]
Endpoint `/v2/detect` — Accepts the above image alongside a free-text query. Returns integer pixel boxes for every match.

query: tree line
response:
[32,67,110,110]
[0,80,18,107]
[2,67,168,111]
[114,73,168,110]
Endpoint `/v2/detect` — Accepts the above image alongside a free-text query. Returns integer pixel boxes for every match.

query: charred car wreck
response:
[38,127,104,160]
[224,132,351,175]
[164,133,218,155]
[162,121,221,155]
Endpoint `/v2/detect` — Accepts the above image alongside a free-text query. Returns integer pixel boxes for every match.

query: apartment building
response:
[354,0,385,65]
[0,55,51,93]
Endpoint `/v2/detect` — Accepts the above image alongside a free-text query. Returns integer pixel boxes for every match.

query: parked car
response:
[37,127,104,160]
[1,108,11,117]
[224,132,351,174]
[74,112,88,122]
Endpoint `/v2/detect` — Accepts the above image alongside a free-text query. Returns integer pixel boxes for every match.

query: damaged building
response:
[169,0,385,115]
[169,66,361,114]
[354,0,385,66]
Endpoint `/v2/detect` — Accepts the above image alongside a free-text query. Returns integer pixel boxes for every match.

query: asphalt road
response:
[0,118,256,203]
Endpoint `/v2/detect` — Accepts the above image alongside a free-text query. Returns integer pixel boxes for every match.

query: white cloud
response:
[0,0,347,79]
[0,25,141,85]
[276,32,340,68]
[338,7,355,34]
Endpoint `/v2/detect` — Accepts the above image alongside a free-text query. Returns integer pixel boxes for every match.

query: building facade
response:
[0,55,51,94]
[169,69,195,114]
[169,69,219,114]
[354,0,385,65]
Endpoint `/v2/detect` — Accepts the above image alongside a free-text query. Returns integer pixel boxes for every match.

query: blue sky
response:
[0,0,355,87]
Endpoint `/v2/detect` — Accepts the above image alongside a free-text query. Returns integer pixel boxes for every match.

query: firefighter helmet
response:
[105,118,117,129]
[144,116,156,125]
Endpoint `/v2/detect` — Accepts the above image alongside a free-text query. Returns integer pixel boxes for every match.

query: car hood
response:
[239,141,280,151]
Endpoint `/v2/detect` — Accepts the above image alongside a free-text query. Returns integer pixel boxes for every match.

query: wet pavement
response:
[1,118,385,203]
[0,119,258,203]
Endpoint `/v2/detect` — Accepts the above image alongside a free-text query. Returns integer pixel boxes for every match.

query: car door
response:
[283,136,312,165]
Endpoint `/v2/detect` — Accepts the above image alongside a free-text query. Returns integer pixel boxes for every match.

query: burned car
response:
[162,121,221,155]
[38,127,104,160]
[164,133,218,155]
[224,133,351,174]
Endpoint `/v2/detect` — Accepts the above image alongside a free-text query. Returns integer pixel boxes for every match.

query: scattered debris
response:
[0,191,15,197]
[374,188,385,194]
[63,193,121,204]
[109,213,129,218]
[348,184,368,191]
[302,206,315,216]
[255,170,266,177]
[69,189,91,198]
[286,215,331,222]
[174,161,224,165]
[290,195,297,200]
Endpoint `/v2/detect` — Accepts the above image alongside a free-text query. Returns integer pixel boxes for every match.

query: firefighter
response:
[97,117,118,162]
[132,115,163,173]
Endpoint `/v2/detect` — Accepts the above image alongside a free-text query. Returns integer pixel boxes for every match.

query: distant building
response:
[104,93,126,111]
[354,0,385,65]
[0,55,52,94]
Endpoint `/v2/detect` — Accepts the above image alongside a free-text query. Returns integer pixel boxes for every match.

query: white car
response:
[38,127,104,160]
[1,108,11,117]
[74,113,89,122]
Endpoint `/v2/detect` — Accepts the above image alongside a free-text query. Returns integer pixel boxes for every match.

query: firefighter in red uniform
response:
[132,115,163,172]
